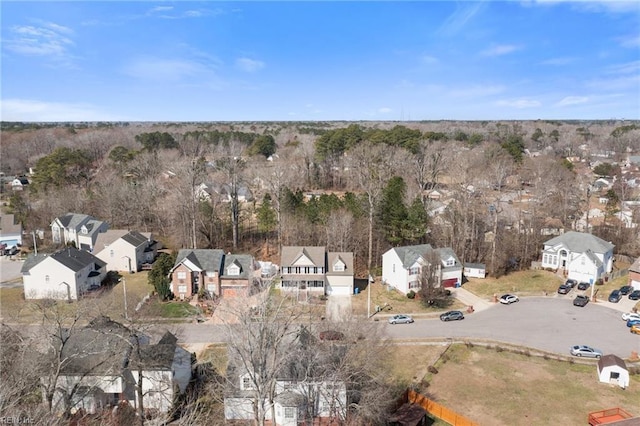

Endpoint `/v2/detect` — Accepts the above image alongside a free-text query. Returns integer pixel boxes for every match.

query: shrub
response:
[407,290,416,299]
[495,346,504,353]
[464,341,474,348]
[441,354,450,363]
[427,365,438,374]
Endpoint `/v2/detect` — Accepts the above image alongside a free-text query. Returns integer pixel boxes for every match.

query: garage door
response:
[631,279,640,290]
[330,286,352,296]
[442,278,458,288]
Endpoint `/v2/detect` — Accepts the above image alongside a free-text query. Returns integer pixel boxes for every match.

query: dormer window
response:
[227,265,241,276]
[333,260,345,272]
[81,226,88,234]
[445,259,455,267]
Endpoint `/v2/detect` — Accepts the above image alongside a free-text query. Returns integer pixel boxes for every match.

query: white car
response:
[499,294,519,304]
[622,312,640,322]
[569,345,602,358]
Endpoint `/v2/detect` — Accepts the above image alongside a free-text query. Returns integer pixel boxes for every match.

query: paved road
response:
[384,297,640,358]
[0,256,24,287]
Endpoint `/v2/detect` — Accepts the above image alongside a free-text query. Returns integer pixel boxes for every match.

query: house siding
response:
[23,257,84,300]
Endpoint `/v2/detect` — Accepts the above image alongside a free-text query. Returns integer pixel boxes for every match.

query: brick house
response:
[169,249,225,300]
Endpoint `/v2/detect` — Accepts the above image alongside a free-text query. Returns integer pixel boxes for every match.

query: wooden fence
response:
[406,389,478,426]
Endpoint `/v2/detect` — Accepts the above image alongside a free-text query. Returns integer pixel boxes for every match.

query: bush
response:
[427,365,438,374]
[441,354,450,363]
[407,290,416,299]
[464,341,474,348]
[495,346,504,353]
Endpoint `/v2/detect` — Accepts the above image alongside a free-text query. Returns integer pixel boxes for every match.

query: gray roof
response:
[436,247,461,265]
[21,247,106,273]
[0,214,22,237]
[630,257,640,274]
[281,246,326,268]
[131,331,180,370]
[543,231,614,254]
[222,254,254,279]
[326,252,354,276]
[464,263,486,269]
[94,229,130,250]
[53,213,106,237]
[391,244,433,269]
[121,231,150,248]
[173,249,225,272]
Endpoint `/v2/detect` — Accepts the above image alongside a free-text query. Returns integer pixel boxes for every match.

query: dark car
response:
[565,279,578,288]
[573,295,589,307]
[440,310,464,321]
[629,290,640,301]
[577,282,590,291]
[619,285,633,295]
[608,290,622,303]
[557,284,572,295]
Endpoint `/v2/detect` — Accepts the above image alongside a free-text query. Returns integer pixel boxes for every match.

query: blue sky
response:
[1,1,639,121]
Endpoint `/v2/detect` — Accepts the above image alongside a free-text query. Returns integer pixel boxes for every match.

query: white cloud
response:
[1,99,123,121]
[555,96,589,107]
[438,2,485,36]
[529,0,639,14]
[235,57,265,72]
[5,22,74,57]
[540,57,576,66]
[378,107,392,114]
[495,98,541,108]
[149,6,174,13]
[421,55,439,64]
[618,34,640,48]
[480,44,521,57]
[122,57,215,82]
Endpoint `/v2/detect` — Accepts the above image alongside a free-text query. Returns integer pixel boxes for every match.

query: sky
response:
[1,1,639,122]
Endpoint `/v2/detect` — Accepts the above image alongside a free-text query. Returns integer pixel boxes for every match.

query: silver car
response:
[388,314,414,324]
[569,345,602,358]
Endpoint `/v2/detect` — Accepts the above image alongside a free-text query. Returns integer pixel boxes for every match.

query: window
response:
[284,407,295,419]
[581,257,585,265]
[242,377,254,390]
[45,275,50,283]
[110,250,114,258]
[393,264,395,273]
[543,254,548,264]
[206,271,216,277]
[445,259,455,267]
[560,250,567,257]
[333,262,345,272]
[178,285,187,294]
[409,267,419,275]
[177,271,187,280]
[409,280,421,289]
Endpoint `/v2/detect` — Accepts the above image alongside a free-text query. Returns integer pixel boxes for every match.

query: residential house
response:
[169,249,225,300]
[629,257,640,290]
[325,252,354,296]
[196,182,254,203]
[50,213,109,251]
[0,213,23,249]
[597,355,629,389]
[463,263,486,279]
[382,244,463,295]
[46,316,191,415]
[219,254,258,298]
[540,231,614,283]
[21,247,107,300]
[94,230,159,273]
[279,246,354,299]
[11,176,29,191]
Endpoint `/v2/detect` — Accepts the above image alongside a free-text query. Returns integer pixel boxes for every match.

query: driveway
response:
[326,295,352,321]
[0,256,24,288]
[384,297,640,359]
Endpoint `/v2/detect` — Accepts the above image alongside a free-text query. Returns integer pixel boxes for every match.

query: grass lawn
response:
[397,343,640,426]
[139,299,200,318]
[463,269,563,298]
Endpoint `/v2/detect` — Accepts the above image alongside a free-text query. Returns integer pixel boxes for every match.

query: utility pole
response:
[122,277,129,320]
[32,231,38,255]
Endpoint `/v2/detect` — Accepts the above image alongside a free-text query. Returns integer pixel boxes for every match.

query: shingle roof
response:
[222,254,253,279]
[281,246,326,268]
[21,247,106,273]
[392,244,433,269]
[543,231,614,254]
[598,354,627,371]
[94,229,130,250]
[121,231,149,247]
[0,214,22,237]
[629,257,640,274]
[174,249,225,272]
[326,252,354,276]
[53,213,106,237]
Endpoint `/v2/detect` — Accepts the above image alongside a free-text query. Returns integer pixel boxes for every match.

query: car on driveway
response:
[440,310,464,321]
[565,279,577,288]
[619,285,633,295]
[573,295,589,307]
[570,345,602,358]
[628,290,640,300]
[388,314,414,325]
[608,290,622,303]
[622,312,640,322]
[557,284,572,294]
[631,325,640,335]
[577,282,590,291]
[499,294,519,304]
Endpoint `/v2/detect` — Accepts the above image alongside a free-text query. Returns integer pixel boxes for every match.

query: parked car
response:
[608,290,622,303]
[577,282,590,291]
[557,284,572,295]
[388,314,414,325]
[629,290,640,300]
[499,294,519,304]
[573,295,589,307]
[570,345,602,358]
[619,285,633,295]
[565,279,578,288]
[440,311,464,321]
[622,312,640,322]
[631,325,640,335]
[627,319,640,328]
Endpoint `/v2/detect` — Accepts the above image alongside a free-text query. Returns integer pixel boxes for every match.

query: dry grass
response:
[406,344,640,426]
[464,269,565,298]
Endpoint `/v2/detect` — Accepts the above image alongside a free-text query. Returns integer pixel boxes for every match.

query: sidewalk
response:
[452,287,493,313]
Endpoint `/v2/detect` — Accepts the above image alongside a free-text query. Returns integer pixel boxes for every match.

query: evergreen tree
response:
[257,194,277,234]
[404,196,428,243]
[148,252,176,300]
[377,176,408,245]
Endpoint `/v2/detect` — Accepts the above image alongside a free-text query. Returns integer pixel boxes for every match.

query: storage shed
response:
[597,355,629,389]
[464,263,486,279]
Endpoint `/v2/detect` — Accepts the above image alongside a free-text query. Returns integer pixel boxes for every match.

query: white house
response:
[11,176,29,191]
[0,213,23,249]
[50,213,109,251]
[464,263,486,279]
[47,317,191,415]
[21,247,107,300]
[94,230,158,273]
[597,355,629,389]
[540,231,614,283]
[382,244,463,295]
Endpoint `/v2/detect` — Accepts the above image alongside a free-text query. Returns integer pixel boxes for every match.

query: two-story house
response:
[280,246,354,299]
[169,249,225,300]
[94,230,159,273]
[50,213,109,251]
[21,247,107,300]
[540,231,614,283]
[382,244,463,295]
[220,254,258,298]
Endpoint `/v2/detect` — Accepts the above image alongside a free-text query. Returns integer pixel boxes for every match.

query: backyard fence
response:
[406,389,478,426]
